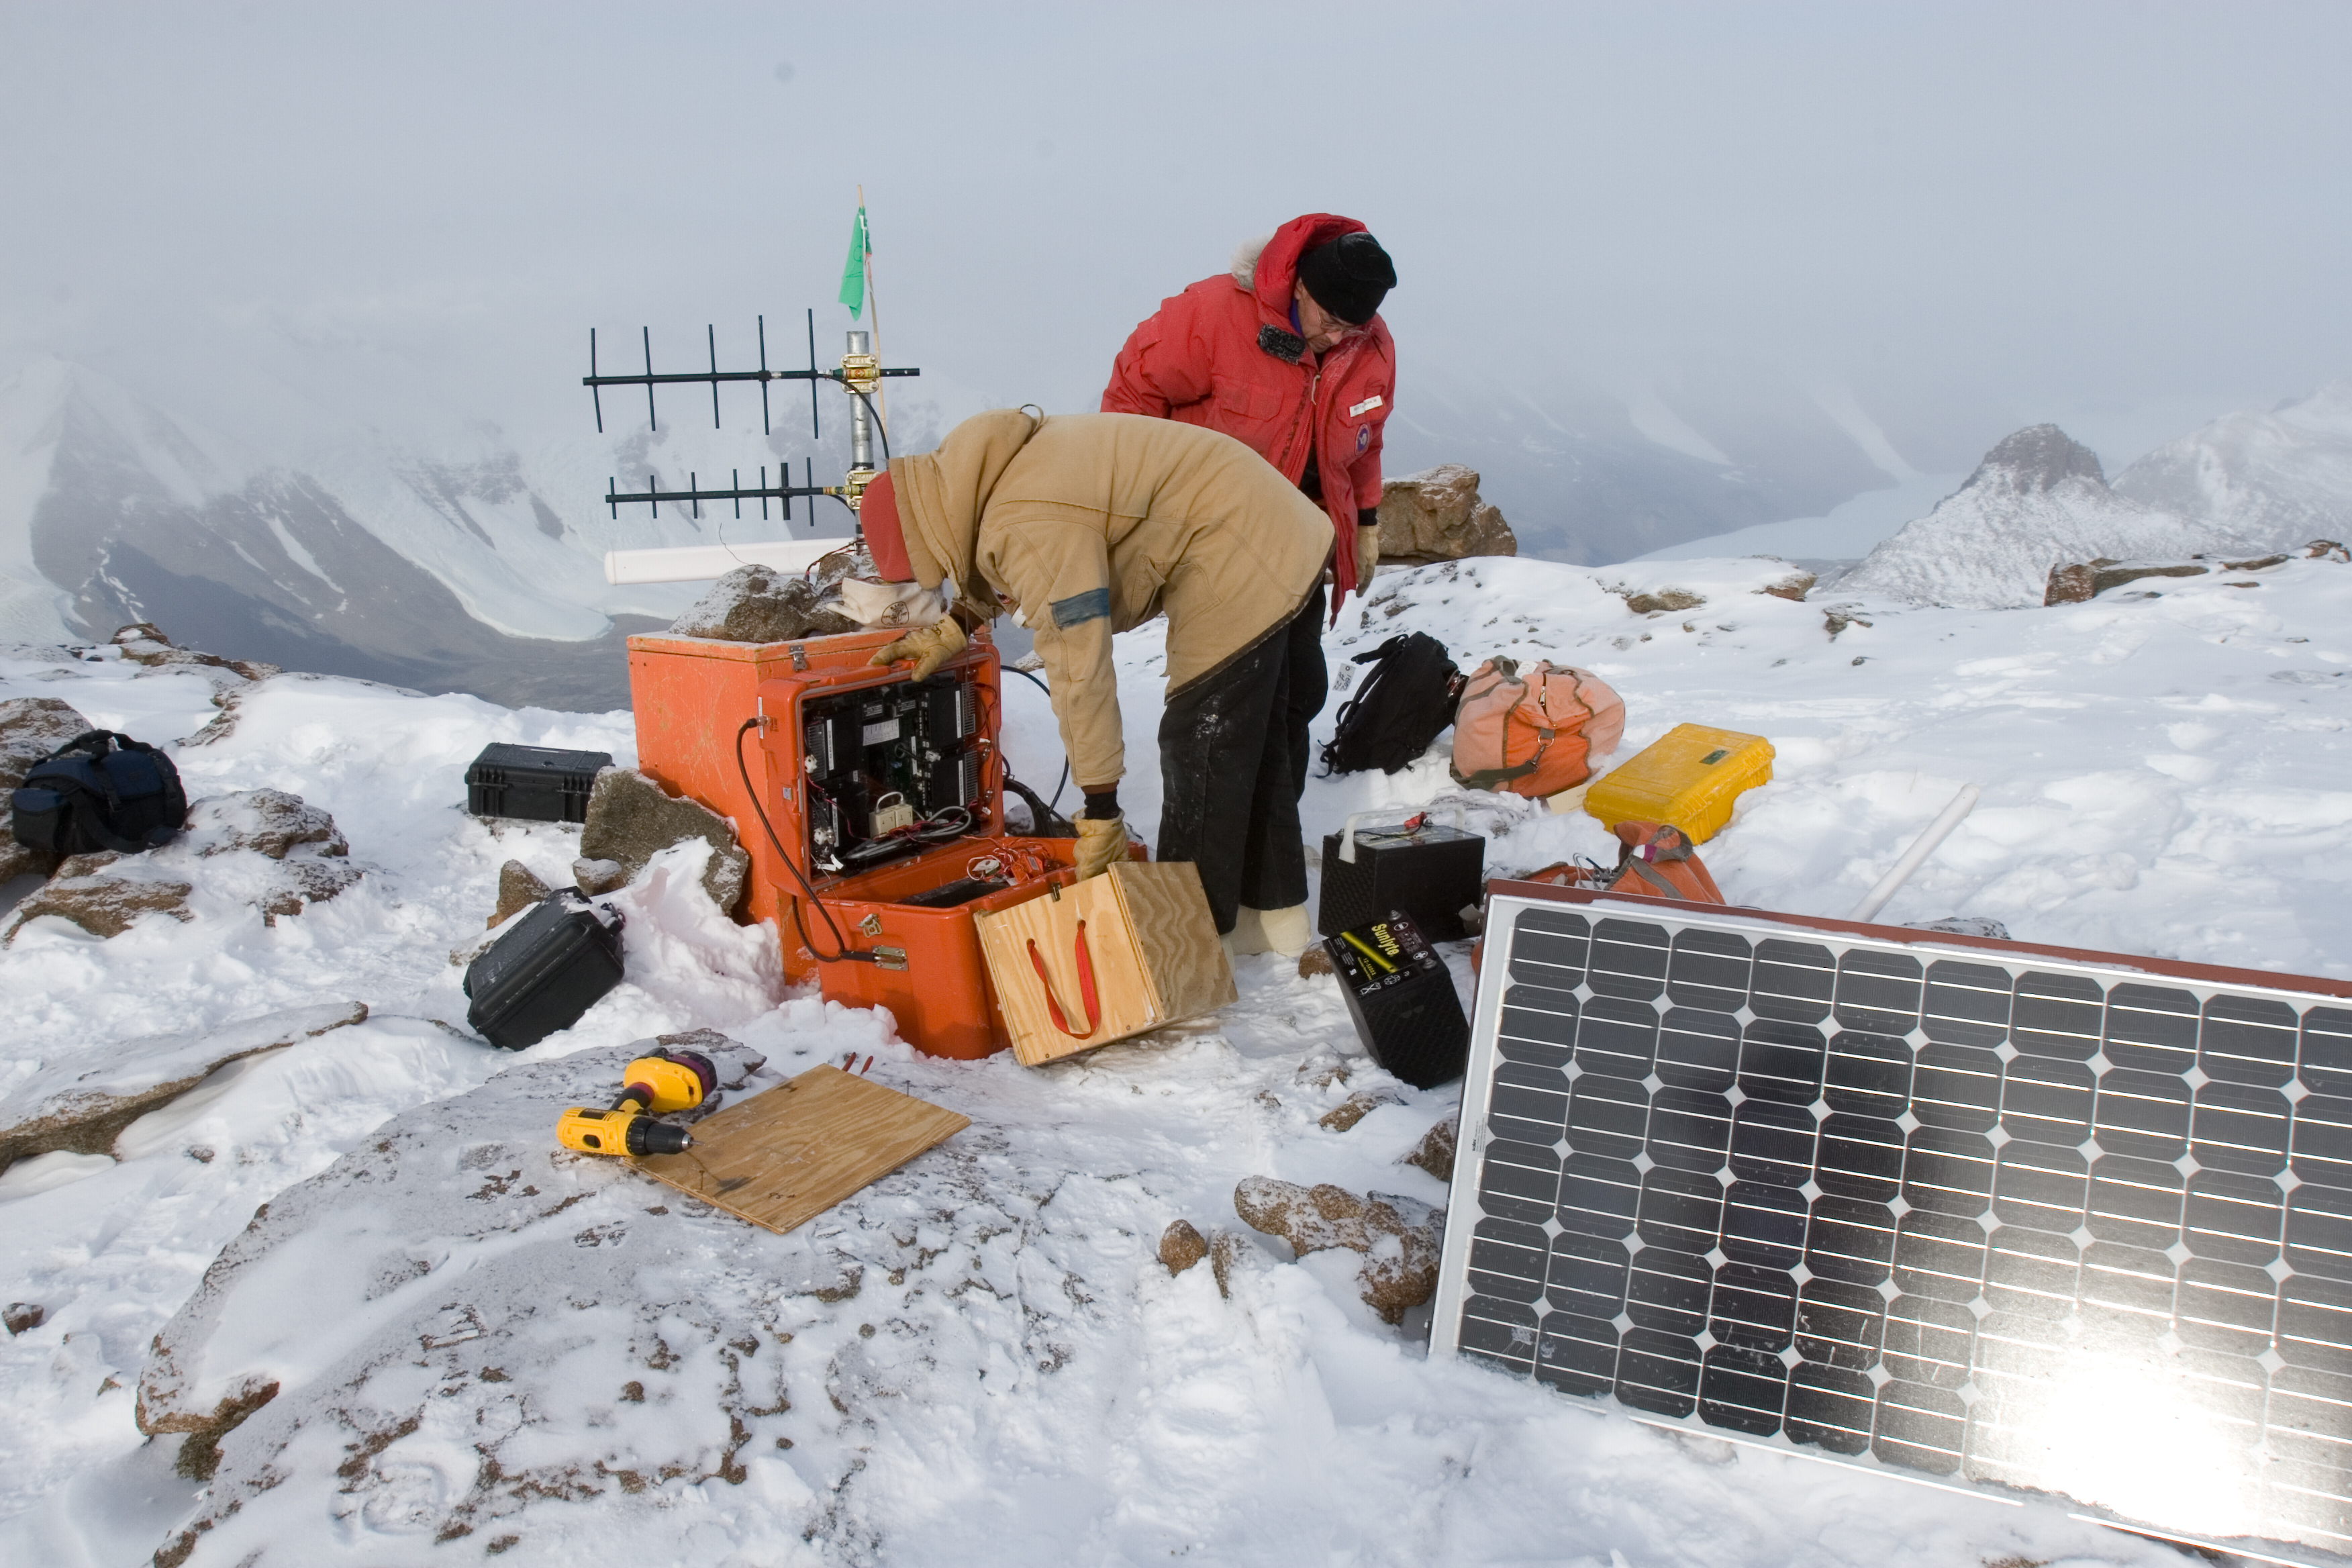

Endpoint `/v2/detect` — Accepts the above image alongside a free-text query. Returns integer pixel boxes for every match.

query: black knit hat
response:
[1295,232,1396,325]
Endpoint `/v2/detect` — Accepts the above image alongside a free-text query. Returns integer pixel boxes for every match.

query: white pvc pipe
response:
[1848,783,1981,924]
[603,538,844,585]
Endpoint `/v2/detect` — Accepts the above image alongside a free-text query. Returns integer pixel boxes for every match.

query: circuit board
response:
[800,673,983,874]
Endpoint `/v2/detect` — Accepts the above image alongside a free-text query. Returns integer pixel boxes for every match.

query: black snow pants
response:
[1156,582,1327,934]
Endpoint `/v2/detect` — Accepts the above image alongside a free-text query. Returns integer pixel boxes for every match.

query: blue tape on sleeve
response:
[1050,587,1112,630]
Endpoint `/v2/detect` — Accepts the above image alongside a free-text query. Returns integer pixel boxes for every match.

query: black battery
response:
[465,743,613,824]
[1324,911,1469,1089]
[1318,819,1485,941]
[464,889,626,1050]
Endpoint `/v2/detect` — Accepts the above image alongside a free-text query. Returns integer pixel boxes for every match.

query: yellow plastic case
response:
[1583,723,1774,843]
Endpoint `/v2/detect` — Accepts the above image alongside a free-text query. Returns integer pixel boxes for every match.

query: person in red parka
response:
[1100,214,1397,959]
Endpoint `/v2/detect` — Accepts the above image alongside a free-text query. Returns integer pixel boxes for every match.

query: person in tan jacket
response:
[857,409,1332,946]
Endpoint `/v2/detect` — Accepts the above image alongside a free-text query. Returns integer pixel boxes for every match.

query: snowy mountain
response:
[0,358,865,709]
[1836,424,2213,607]
[5,549,2352,1564]
[2112,378,2352,544]
[1824,387,2352,611]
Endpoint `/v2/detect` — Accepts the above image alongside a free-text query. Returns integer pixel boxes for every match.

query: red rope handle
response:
[1025,919,1099,1038]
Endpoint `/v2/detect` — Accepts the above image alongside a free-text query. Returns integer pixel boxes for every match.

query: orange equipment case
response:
[627,625,1099,1060]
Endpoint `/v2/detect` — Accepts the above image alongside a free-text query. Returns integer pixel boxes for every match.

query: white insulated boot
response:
[1255,903,1313,960]
[1222,904,1270,959]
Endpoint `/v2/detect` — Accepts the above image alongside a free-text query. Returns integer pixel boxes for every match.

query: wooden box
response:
[972,861,1235,1066]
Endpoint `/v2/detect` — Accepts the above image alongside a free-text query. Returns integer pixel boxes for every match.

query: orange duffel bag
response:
[1449,657,1625,797]
[1603,820,1724,903]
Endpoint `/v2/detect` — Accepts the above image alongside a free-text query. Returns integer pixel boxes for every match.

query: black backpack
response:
[10,731,188,856]
[1318,632,1465,776]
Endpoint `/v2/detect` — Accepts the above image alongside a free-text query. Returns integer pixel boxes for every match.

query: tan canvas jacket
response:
[889,410,1332,789]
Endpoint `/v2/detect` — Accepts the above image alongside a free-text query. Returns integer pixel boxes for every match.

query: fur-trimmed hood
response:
[1226,214,1371,322]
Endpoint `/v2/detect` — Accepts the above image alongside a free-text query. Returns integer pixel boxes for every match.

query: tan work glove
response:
[1353,522,1380,591]
[867,616,967,681]
[1073,813,1128,881]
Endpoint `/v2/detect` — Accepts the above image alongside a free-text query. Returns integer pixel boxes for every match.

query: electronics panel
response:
[1432,889,2352,1563]
[799,671,984,875]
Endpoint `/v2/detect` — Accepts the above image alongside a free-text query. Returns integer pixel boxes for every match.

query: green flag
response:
[838,205,869,319]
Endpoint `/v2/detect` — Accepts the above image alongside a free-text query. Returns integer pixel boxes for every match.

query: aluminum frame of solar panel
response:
[1432,885,2352,1565]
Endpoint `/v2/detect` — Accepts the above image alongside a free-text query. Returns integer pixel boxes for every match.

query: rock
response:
[670,565,858,644]
[1822,609,1873,638]
[572,856,627,896]
[1294,1055,1349,1089]
[1208,1231,1246,1300]
[188,790,348,861]
[1319,1089,1398,1132]
[1231,1177,1440,1325]
[111,623,236,676]
[1624,588,1706,615]
[579,769,751,916]
[256,859,364,926]
[1757,569,1816,601]
[2042,558,2208,605]
[166,1377,281,1483]
[1296,946,1334,979]
[1375,464,1518,564]
[1159,1218,1208,1276]
[4,1302,44,1336]
[0,1002,368,1175]
[5,871,193,944]
[490,860,552,928]
[183,791,362,925]
[1404,1116,1457,1184]
[0,695,93,787]
[54,850,123,879]
[1235,1177,1380,1255]
[0,696,93,882]
[138,1038,1066,1559]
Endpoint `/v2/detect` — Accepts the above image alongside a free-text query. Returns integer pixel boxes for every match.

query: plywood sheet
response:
[636,1065,968,1234]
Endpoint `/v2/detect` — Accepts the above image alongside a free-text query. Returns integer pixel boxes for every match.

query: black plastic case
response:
[466,744,613,824]
[1318,820,1485,941]
[464,889,626,1050]
[1324,911,1469,1089]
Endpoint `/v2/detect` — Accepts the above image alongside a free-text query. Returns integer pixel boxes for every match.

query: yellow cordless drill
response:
[555,1048,716,1158]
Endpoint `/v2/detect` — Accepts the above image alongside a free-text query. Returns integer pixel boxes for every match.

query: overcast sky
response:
[5,1,2349,487]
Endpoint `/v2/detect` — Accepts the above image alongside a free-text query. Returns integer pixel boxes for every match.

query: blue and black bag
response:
[9,731,188,856]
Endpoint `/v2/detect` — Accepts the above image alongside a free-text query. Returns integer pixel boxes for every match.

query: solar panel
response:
[1432,884,2352,1564]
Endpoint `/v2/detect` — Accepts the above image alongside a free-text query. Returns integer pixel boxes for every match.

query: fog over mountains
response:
[7,345,2351,706]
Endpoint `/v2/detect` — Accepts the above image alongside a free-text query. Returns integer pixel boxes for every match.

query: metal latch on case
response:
[873,946,908,971]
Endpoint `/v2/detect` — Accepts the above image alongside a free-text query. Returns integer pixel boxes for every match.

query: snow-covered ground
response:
[3,548,2348,1566]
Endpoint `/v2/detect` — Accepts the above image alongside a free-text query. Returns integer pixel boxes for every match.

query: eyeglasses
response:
[1301,297,1367,340]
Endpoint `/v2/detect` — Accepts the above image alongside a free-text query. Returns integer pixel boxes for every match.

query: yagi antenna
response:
[586,314,915,525]
[584,313,918,439]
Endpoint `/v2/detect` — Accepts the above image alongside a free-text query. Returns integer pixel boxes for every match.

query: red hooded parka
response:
[1100,213,1395,608]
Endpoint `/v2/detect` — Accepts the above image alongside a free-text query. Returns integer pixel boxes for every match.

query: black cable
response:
[1000,664,1069,815]
[1002,775,1075,839]
[850,389,891,464]
[734,718,877,965]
